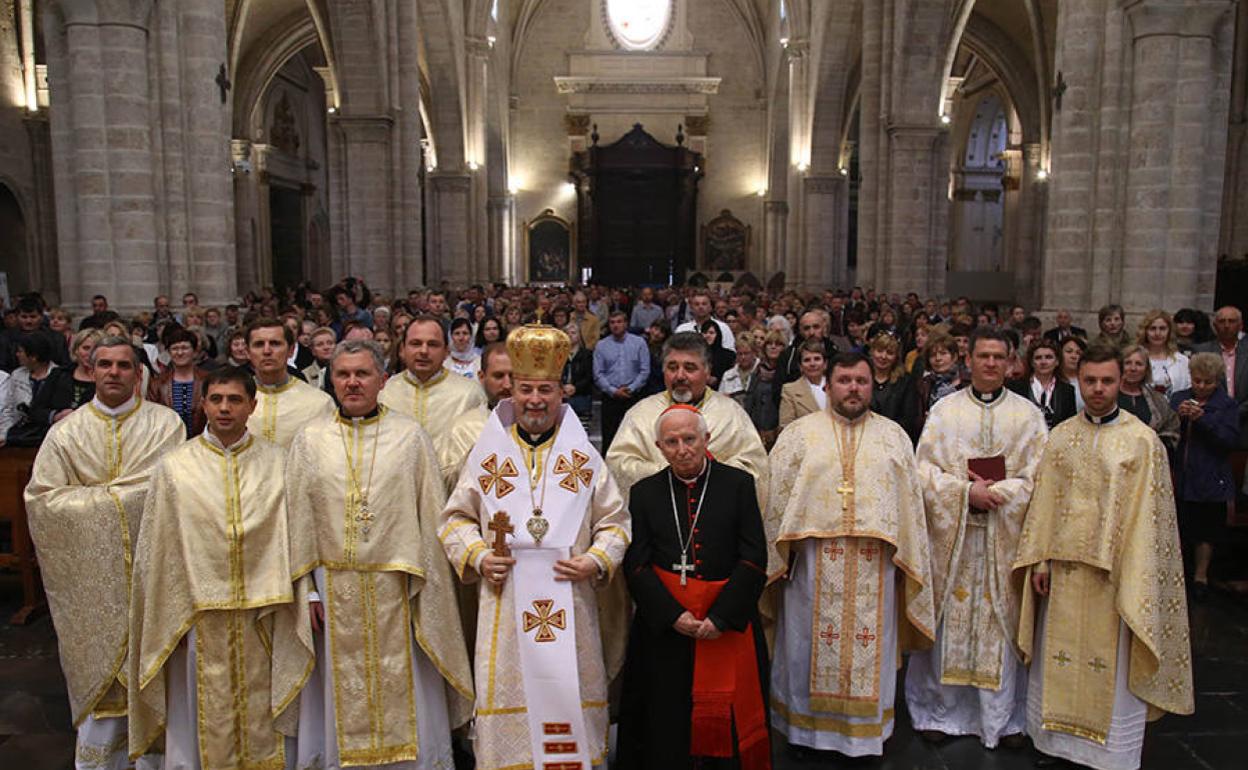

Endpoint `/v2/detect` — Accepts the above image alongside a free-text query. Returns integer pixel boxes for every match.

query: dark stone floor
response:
[2,572,1246,770]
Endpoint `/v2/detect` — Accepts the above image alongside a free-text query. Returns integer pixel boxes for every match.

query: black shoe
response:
[1035,755,1071,767]
[999,733,1028,750]
[919,729,948,744]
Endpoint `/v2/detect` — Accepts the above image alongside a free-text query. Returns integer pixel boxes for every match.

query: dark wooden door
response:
[573,124,701,286]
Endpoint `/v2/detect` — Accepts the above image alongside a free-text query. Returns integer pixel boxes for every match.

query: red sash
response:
[655,567,771,770]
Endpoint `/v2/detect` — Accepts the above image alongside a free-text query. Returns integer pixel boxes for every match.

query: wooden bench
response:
[0,446,43,624]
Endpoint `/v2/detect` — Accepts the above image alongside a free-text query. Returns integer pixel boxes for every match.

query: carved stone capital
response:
[1121,0,1234,40]
[553,76,721,96]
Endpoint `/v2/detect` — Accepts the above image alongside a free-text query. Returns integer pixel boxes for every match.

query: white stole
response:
[467,402,600,768]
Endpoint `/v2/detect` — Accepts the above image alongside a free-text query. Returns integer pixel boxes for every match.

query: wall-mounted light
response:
[468,161,480,172]
[780,37,789,47]
[1036,168,1049,181]
[327,106,337,115]
[839,167,849,177]
[939,114,951,125]
[487,35,496,48]
[796,161,809,173]
[563,181,576,194]
[756,187,767,198]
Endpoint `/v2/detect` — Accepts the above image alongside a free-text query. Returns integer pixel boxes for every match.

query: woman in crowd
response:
[0,334,59,446]
[504,305,524,330]
[700,319,737,389]
[915,332,963,434]
[1170,353,1241,600]
[867,331,919,441]
[446,317,480,378]
[146,327,208,437]
[48,309,74,347]
[905,325,930,374]
[1173,308,1214,355]
[1118,345,1180,451]
[779,339,827,431]
[1007,340,1077,430]
[475,316,506,349]
[551,307,571,332]
[561,323,594,422]
[1058,335,1088,411]
[642,320,671,396]
[745,330,788,449]
[372,327,397,373]
[1094,303,1131,350]
[1138,309,1191,398]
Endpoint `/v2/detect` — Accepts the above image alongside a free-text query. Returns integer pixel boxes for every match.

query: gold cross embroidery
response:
[554,450,594,493]
[479,453,518,499]
[522,599,567,643]
[1087,657,1109,673]
[1052,650,1072,667]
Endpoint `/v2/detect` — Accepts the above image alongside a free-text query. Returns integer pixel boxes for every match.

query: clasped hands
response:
[479,552,598,585]
[674,611,721,640]
[968,470,1006,511]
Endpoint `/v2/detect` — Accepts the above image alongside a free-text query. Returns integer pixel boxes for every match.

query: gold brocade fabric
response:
[1014,412,1194,740]
[247,378,335,448]
[24,399,186,726]
[438,406,489,492]
[917,389,1048,689]
[127,435,312,763]
[439,420,631,770]
[379,368,487,442]
[284,407,474,753]
[768,411,936,690]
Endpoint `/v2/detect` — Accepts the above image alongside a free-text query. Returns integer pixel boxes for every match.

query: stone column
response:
[44,0,159,311]
[883,125,947,296]
[762,200,788,282]
[1120,0,1235,310]
[427,171,472,285]
[487,194,516,284]
[22,112,59,302]
[466,37,491,283]
[330,115,397,291]
[801,175,849,288]
[1013,142,1047,308]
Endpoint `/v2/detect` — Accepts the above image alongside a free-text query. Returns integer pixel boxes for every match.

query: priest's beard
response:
[518,406,554,434]
[832,399,868,421]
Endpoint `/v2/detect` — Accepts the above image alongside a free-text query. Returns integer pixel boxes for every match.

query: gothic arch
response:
[0,179,33,297]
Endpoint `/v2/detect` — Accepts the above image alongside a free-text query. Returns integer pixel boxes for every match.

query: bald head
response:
[1213,305,1243,345]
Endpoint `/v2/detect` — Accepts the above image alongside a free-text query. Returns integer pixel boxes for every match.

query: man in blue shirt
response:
[593,311,650,451]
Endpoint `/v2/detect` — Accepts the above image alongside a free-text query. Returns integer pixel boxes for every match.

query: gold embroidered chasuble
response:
[439,404,631,770]
[247,377,335,448]
[285,407,474,766]
[1014,412,1193,742]
[380,368,487,439]
[438,406,489,491]
[768,411,935,717]
[916,389,1048,689]
[24,398,186,725]
[128,433,312,767]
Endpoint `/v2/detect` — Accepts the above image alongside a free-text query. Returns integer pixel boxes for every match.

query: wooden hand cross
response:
[488,511,514,557]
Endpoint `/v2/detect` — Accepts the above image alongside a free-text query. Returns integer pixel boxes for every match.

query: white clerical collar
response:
[91,395,137,417]
[672,457,709,486]
[203,430,252,452]
[1084,407,1121,426]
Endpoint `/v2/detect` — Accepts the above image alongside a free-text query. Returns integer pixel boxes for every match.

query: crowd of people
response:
[2,277,1244,770]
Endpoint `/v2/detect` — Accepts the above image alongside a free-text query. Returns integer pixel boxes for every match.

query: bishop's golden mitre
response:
[507,316,570,380]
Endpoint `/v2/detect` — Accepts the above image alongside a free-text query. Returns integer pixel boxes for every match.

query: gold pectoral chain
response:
[833,418,864,514]
[339,418,382,540]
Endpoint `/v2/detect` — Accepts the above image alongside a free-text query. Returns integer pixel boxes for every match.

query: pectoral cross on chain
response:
[355,495,376,540]
[837,479,854,512]
[672,552,695,586]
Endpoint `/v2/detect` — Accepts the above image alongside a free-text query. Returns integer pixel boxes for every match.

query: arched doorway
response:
[0,184,29,297]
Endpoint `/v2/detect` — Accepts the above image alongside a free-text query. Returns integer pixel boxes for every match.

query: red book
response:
[968,455,1006,514]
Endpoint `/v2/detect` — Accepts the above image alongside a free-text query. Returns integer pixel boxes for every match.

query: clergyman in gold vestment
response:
[245,319,335,448]
[440,321,630,770]
[286,340,473,769]
[25,339,185,770]
[903,330,1049,748]
[127,367,313,769]
[379,315,487,460]
[768,354,935,756]
[1015,348,1193,770]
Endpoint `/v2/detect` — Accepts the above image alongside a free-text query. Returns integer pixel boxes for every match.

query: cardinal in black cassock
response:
[616,404,771,770]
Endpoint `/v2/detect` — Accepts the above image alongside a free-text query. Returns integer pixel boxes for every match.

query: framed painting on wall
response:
[526,209,575,284]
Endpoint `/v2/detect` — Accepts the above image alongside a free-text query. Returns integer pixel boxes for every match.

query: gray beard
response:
[671,387,694,404]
